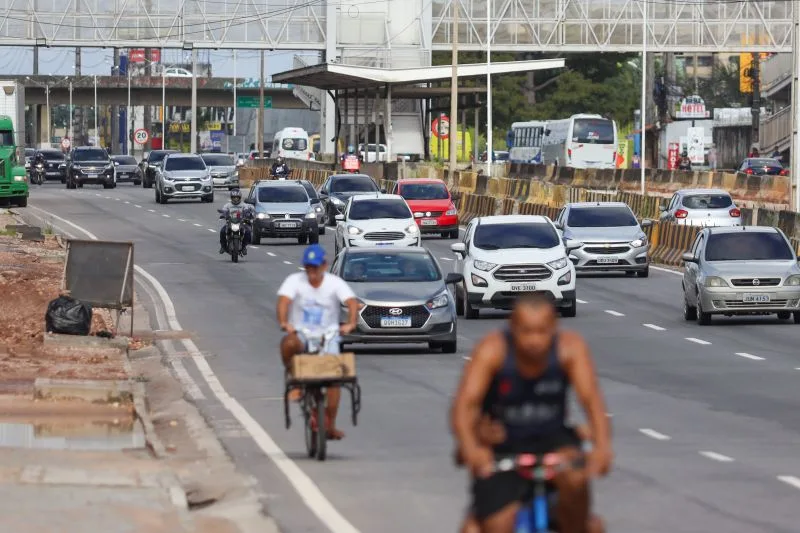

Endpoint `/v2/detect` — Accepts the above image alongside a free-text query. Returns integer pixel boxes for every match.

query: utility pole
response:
[190,47,198,153]
[791,1,800,210]
[751,51,761,152]
[111,48,120,154]
[485,0,492,175]
[257,50,265,155]
[143,48,152,151]
[448,0,459,177]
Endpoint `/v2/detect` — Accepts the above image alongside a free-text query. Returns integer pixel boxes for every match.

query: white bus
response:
[509,121,547,164]
[540,114,617,169]
[272,127,311,161]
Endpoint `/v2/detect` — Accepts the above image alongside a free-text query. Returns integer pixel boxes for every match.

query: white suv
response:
[334,193,420,254]
[450,215,580,318]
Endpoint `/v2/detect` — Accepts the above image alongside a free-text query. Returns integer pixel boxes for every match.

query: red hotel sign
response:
[129,49,161,63]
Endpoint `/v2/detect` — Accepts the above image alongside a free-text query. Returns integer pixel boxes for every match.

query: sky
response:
[0,46,321,80]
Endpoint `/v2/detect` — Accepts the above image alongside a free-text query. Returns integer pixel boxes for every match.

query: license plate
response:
[277,221,298,228]
[421,219,438,226]
[597,257,619,264]
[180,185,193,191]
[118,173,128,177]
[380,317,411,328]
[743,294,770,303]
[510,284,536,292]
[376,242,394,246]
[86,173,98,178]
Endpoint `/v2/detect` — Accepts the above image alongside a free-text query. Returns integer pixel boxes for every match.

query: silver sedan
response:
[682,225,800,324]
[660,189,741,227]
[330,247,463,353]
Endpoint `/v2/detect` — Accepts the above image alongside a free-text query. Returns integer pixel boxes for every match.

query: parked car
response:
[737,157,788,176]
[330,247,463,353]
[110,155,142,185]
[245,180,319,245]
[297,179,326,233]
[154,153,213,204]
[681,226,800,325]
[391,178,459,239]
[333,193,419,254]
[318,173,382,226]
[450,215,580,318]
[23,148,35,173]
[555,202,652,277]
[200,152,239,190]
[65,147,115,189]
[36,148,67,182]
[659,189,741,227]
[163,67,193,78]
[142,149,178,188]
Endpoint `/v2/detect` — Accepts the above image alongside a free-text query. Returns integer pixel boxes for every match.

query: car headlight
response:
[704,276,729,288]
[13,175,25,182]
[473,260,497,272]
[331,197,344,205]
[347,225,363,235]
[631,236,648,248]
[305,211,317,219]
[426,291,449,309]
[405,224,419,234]
[445,204,457,216]
[547,257,569,270]
[785,275,800,286]
[256,212,268,220]
[314,205,323,213]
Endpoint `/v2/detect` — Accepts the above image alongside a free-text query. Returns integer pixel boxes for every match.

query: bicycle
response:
[283,326,361,461]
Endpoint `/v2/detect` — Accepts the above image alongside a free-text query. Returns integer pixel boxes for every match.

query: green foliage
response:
[680,60,748,110]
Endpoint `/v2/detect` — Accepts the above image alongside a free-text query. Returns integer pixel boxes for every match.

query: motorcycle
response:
[218,209,249,263]
[271,166,289,180]
[32,163,44,185]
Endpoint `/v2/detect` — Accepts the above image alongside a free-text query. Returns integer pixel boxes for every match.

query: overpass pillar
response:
[321,0,338,154]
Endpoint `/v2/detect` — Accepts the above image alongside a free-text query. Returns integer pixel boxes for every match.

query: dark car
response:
[142,149,178,188]
[65,147,115,189]
[297,179,325,234]
[245,180,319,245]
[110,155,142,185]
[35,149,67,182]
[318,173,382,226]
[738,157,788,176]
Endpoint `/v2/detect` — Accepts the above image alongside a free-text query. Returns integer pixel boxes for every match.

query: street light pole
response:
[127,69,132,155]
[485,0,492,175]
[162,50,166,146]
[45,85,50,144]
[93,75,98,146]
[68,81,73,143]
[233,50,237,138]
[448,0,459,178]
[640,0,647,195]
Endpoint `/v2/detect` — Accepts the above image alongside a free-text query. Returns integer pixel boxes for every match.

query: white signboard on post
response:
[686,127,705,165]
[134,129,150,145]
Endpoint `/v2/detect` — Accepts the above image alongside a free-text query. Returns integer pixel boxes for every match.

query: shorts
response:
[471,427,581,521]
[296,331,341,354]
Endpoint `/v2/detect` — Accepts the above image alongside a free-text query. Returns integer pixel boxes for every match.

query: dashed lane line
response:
[699,451,734,462]
[162,214,170,218]
[643,323,666,331]
[267,252,277,257]
[207,228,216,233]
[193,223,202,227]
[685,337,711,345]
[736,352,765,361]
[134,204,142,208]
[778,476,800,490]
[604,310,625,317]
[576,299,588,304]
[283,260,293,265]
[124,201,130,204]
[639,428,671,441]
[148,209,156,213]
[178,218,187,222]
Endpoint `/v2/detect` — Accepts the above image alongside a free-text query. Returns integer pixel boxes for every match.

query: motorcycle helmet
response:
[230,189,242,205]
[276,156,284,165]
[347,145,355,154]
[681,151,688,157]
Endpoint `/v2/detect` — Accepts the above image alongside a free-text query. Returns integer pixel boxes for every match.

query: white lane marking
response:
[576,299,588,304]
[249,245,259,248]
[162,214,170,218]
[124,201,130,204]
[778,476,800,490]
[651,265,683,277]
[207,228,216,233]
[148,209,156,213]
[283,260,292,265]
[298,267,304,271]
[104,196,111,199]
[461,356,471,361]
[95,193,101,197]
[604,310,625,317]
[134,204,142,208]
[440,257,453,261]
[643,323,666,331]
[29,205,363,533]
[178,218,187,222]
[115,197,121,201]
[639,428,671,441]
[699,451,734,463]
[267,252,276,257]
[736,352,765,361]
[685,337,711,345]
[193,223,202,227]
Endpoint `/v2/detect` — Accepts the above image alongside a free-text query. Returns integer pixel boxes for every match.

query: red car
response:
[393,178,459,238]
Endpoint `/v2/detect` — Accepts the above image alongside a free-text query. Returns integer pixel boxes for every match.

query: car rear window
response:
[473,223,559,250]
[682,194,733,209]
[705,232,794,261]
[567,206,637,227]
[748,158,781,167]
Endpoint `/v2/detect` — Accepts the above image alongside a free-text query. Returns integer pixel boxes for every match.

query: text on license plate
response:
[510,284,536,292]
[596,257,619,264]
[277,222,298,228]
[86,173,98,178]
[380,317,411,328]
[376,242,394,246]
[180,185,194,191]
[743,294,770,303]
[421,219,438,226]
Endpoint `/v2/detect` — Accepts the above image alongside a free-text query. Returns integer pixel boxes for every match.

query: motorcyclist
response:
[341,145,360,172]
[31,151,46,183]
[271,156,289,178]
[678,151,692,171]
[219,189,254,255]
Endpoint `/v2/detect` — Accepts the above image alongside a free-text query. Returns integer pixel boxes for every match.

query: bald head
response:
[510,293,558,360]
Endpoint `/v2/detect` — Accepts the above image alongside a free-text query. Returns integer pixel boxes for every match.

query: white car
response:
[451,215,581,318]
[163,67,193,78]
[334,193,420,254]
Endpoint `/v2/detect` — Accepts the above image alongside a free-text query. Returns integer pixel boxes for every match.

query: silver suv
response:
[245,180,320,245]
[155,153,214,204]
[659,189,741,227]
[555,202,652,277]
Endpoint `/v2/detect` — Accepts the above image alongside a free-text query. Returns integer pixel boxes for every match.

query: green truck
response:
[0,115,28,207]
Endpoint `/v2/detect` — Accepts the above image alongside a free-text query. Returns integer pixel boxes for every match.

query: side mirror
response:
[450,242,466,256]
[445,273,464,285]
[58,164,66,170]
[564,239,583,251]
[640,218,653,228]
[319,190,328,197]
[682,252,697,263]
[553,221,563,230]
[310,198,320,204]
[335,214,345,221]
[244,199,254,205]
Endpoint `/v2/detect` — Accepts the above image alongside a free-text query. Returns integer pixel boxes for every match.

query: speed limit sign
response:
[134,128,150,145]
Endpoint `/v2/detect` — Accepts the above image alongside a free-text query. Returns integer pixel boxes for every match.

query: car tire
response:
[455,290,465,317]
[625,271,636,277]
[202,194,214,203]
[319,226,326,235]
[683,296,697,321]
[794,312,800,324]
[252,230,261,245]
[696,296,711,325]
[103,182,112,189]
[560,299,577,318]
[431,340,457,353]
[298,235,308,245]
[15,196,27,208]
[60,177,66,184]
[309,233,319,245]
[637,267,649,278]
[463,286,479,319]
[133,180,141,186]
[777,311,791,320]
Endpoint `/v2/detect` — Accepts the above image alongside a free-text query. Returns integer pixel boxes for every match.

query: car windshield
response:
[682,194,733,209]
[299,182,318,198]
[330,177,377,193]
[567,206,637,227]
[281,138,307,151]
[201,154,234,166]
[748,158,781,167]
[257,186,308,203]
[349,199,411,220]
[113,156,137,165]
[342,252,441,282]
[40,150,64,159]
[25,149,35,156]
[705,232,794,261]
[164,157,206,171]
[73,149,108,161]
[572,118,615,144]
[149,151,174,163]
[0,131,12,145]
[400,183,449,200]
[473,223,560,250]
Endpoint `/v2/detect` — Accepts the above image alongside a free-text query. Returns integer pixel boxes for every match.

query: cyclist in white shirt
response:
[277,243,360,440]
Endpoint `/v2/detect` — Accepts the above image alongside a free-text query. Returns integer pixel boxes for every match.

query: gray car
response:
[200,153,239,190]
[330,247,463,353]
[110,155,142,185]
[245,180,319,244]
[555,202,652,277]
[682,225,800,325]
[659,188,742,227]
[155,153,214,204]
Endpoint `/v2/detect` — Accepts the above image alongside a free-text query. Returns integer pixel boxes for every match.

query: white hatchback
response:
[334,193,420,254]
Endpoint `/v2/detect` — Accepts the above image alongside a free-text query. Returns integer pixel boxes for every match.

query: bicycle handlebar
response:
[492,453,586,478]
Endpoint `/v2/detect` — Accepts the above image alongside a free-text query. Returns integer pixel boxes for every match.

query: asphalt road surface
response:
[21,182,800,533]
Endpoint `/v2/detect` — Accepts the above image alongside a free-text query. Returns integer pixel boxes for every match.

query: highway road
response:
[21,182,800,533]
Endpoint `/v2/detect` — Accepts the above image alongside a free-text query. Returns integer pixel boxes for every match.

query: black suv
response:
[142,150,178,188]
[35,149,67,182]
[65,147,115,189]
[318,173,382,226]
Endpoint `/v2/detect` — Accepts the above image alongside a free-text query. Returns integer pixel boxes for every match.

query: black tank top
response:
[483,330,569,454]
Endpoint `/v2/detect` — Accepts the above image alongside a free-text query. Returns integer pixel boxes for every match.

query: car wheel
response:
[463,285,479,319]
[15,195,28,207]
[309,233,319,245]
[298,235,308,245]
[794,312,800,324]
[252,230,261,245]
[696,295,711,325]
[560,299,577,318]
[60,177,66,184]
[455,289,465,317]
[431,340,457,353]
[637,266,650,278]
[319,226,326,235]
[625,271,636,277]
[133,180,141,186]
[102,182,112,189]
[77,181,83,188]
[683,296,697,321]
[777,311,791,320]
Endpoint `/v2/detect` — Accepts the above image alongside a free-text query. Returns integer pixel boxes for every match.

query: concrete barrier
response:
[648,223,699,267]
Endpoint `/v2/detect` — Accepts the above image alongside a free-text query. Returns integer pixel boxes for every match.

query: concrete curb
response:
[33,378,135,403]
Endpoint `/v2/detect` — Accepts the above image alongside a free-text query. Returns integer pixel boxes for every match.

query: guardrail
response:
[761,106,791,153]
[761,53,792,96]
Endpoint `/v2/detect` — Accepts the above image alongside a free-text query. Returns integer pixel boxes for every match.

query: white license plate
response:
[86,173,98,178]
[597,257,619,264]
[743,294,770,303]
[180,185,194,191]
[380,317,412,328]
[421,219,438,226]
[118,173,128,177]
[510,284,536,292]
[277,222,298,228]
[375,242,394,246]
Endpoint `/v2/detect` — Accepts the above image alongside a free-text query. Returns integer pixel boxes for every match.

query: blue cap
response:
[302,244,326,267]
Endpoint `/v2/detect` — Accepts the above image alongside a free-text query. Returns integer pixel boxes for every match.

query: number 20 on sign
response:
[134,129,150,145]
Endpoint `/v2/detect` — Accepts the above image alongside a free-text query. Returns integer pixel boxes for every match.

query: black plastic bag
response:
[45,295,92,336]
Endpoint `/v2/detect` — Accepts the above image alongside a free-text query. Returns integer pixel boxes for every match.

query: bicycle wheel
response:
[315,390,327,461]
[303,391,317,458]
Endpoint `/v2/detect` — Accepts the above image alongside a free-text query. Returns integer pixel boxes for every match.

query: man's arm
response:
[276,296,294,333]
